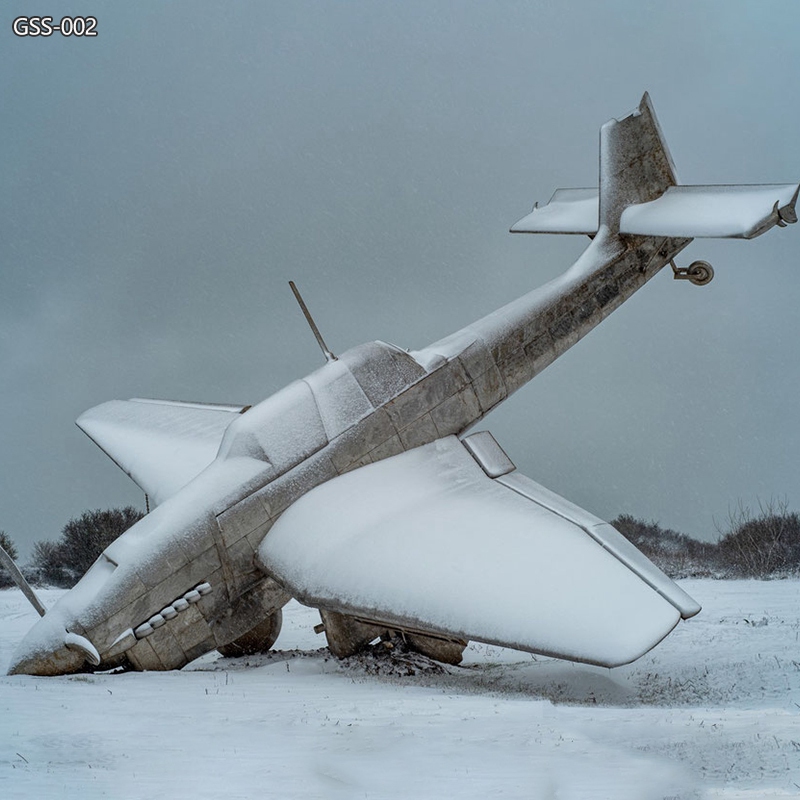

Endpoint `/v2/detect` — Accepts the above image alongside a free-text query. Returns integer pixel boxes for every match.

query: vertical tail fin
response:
[599,92,678,234]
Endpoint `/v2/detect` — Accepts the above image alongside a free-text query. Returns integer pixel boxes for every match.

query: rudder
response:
[599,92,678,234]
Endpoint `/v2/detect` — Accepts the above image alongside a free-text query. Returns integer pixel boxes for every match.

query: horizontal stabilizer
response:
[511,183,799,240]
[77,398,247,506]
[260,435,700,667]
[510,188,598,235]
[620,183,799,239]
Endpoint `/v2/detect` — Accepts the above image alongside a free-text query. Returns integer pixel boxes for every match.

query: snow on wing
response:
[259,436,700,668]
[509,188,599,234]
[619,184,800,239]
[511,183,799,239]
[76,398,246,507]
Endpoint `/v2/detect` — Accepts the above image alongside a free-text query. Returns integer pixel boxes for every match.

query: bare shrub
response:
[611,514,718,578]
[28,540,72,587]
[715,498,800,578]
[0,531,19,589]
[29,507,144,588]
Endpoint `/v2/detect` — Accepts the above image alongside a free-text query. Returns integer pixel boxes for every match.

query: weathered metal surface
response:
[599,92,678,233]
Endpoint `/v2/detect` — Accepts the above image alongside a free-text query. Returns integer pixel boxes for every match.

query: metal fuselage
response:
[9,227,688,676]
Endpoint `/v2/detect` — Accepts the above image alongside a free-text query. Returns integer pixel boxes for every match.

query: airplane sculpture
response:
[7,94,797,676]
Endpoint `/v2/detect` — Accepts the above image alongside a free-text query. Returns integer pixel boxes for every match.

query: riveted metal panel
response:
[430,386,481,436]
[126,635,166,671]
[385,360,469,431]
[397,412,439,450]
[328,408,397,473]
[216,493,270,550]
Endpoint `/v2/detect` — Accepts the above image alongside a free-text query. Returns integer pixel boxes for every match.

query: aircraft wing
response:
[259,434,700,668]
[76,398,247,507]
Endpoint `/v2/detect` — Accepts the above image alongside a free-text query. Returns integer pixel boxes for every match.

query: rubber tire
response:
[217,609,283,657]
[688,261,714,286]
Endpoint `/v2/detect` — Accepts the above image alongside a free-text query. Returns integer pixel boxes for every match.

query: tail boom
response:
[418,229,690,409]
[420,94,795,419]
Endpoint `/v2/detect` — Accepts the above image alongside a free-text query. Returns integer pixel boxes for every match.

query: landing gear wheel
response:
[687,260,714,286]
[217,609,283,657]
[319,609,384,658]
[405,633,467,665]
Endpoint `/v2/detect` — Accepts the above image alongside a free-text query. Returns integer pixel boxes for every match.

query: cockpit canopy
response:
[217,341,426,475]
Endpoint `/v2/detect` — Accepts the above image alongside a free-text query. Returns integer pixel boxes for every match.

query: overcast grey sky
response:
[2,2,798,557]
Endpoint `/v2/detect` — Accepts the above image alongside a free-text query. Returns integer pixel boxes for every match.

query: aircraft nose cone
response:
[7,645,85,676]
[7,614,95,676]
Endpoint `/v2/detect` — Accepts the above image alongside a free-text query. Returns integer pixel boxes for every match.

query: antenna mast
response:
[288,281,337,363]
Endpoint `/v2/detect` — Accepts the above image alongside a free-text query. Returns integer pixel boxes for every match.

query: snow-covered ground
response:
[1,580,799,799]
